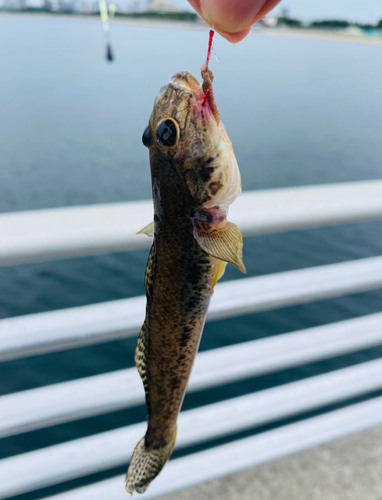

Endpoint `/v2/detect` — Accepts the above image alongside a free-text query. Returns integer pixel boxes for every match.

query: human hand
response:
[188,0,282,43]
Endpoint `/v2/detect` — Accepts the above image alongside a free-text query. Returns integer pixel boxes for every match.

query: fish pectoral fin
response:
[194,222,247,274]
[137,221,154,238]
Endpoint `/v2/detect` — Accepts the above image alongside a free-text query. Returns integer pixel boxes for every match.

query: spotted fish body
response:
[126,69,245,495]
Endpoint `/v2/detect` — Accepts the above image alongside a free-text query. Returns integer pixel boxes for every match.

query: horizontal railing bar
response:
[41,395,382,500]
[1,256,382,361]
[1,312,382,438]
[2,360,382,499]
[1,181,382,267]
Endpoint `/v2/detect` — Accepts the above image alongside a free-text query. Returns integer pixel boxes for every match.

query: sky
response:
[177,0,382,24]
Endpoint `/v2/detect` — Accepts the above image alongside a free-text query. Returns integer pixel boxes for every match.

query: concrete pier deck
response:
[159,424,382,500]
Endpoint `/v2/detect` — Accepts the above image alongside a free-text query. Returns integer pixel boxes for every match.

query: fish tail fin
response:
[125,428,177,495]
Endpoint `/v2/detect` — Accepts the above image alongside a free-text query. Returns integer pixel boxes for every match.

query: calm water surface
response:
[1,14,382,497]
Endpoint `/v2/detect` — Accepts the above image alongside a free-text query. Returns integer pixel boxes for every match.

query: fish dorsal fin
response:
[137,221,154,238]
[194,222,246,274]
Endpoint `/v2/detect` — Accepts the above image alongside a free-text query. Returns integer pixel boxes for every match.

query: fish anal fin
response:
[194,222,246,274]
[137,221,154,238]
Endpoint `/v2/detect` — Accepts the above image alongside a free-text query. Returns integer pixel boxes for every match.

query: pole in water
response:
[99,1,114,63]
[106,42,113,62]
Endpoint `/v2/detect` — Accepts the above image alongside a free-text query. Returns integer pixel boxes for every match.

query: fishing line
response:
[204,29,219,67]
[202,29,218,107]
[205,29,214,70]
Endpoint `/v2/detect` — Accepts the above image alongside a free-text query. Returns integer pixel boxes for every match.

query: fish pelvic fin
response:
[125,428,177,495]
[212,260,228,287]
[194,221,246,274]
[136,221,154,238]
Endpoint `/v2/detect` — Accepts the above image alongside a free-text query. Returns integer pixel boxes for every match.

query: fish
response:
[125,67,246,495]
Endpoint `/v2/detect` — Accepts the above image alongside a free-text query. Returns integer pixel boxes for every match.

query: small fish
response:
[126,68,246,495]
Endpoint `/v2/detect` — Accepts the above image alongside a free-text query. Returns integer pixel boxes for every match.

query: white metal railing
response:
[2,359,382,499]
[41,396,382,500]
[2,255,382,361]
[1,180,382,266]
[1,181,382,500]
[2,312,382,439]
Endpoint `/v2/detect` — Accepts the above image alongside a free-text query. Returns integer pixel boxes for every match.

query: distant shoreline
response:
[253,26,382,46]
[2,12,382,46]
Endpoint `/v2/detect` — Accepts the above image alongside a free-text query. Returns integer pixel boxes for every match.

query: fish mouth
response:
[170,70,220,125]
[170,71,202,94]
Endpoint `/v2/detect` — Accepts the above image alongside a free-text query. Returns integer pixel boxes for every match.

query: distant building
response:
[72,0,93,12]
[1,0,45,8]
[260,16,278,28]
[2,0,22,9]
[57,0,74,11]
[24,0,45,7]
[129,0,140,11]
[146,0,178,12]
[343,26,364,36]
[281,7,289,17]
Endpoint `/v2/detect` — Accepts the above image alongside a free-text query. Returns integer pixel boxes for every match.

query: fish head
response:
[143,70,241,209]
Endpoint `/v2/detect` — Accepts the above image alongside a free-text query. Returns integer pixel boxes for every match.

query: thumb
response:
[188,0,282,43]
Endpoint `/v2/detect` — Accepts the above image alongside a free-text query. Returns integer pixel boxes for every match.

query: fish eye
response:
[142,124,153,148]
[156,119,179,148]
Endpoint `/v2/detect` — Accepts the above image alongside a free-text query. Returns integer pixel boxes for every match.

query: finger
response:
[216,26,252,44]
[188,0,281,42]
